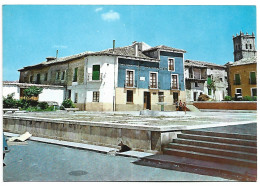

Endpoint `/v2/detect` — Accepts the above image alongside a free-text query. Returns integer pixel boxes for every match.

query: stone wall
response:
[3,116,176,151]
[193,101,257,110]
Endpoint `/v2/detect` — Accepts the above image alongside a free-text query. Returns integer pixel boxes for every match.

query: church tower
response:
[233,31,256,62]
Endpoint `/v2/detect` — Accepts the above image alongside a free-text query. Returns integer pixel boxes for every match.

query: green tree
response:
[3,93,17,108]
[23,86,43,99]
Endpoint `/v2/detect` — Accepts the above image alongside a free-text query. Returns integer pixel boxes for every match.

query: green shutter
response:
[250,72,256,84]
[92,65,100,80]
[235,74,240,85]
[207,77,212,85]
[73,68,78,82]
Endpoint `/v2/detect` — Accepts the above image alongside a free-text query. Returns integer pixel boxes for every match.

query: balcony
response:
[186,74,206,82]
[124,80,137,88]
[171,85,180,90]
[148,82,160,89]
[87,73,103,82]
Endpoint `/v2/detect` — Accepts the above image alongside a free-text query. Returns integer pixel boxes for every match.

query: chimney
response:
[46,57,56,62]
[132,41,138,57]
[113,40,115,52]
[56,50,59,58]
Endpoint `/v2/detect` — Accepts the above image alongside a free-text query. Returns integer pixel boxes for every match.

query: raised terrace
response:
[3,110,257,152]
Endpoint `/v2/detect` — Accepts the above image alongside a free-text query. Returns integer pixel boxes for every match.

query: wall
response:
[193,101,257,110]
[229,63,257,97]
[2,85,20,99]
[3,116,177,151]
[39,88,65,106]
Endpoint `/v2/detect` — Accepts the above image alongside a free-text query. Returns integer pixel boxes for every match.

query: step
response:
[182,130,257,141]
[134,154,257,181]
[177,133,257,147]
[174,138,257,154]
[163,148,256,168]
[166,143,256,161]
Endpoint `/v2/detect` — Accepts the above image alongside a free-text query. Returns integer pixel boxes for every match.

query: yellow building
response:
[227,56,257,97]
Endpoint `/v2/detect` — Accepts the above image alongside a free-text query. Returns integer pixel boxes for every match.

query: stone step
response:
[166,143,256,161]
[177,133,256,147]
[134,154,257,181]
[163,148,256,168]
[182,130,257,141]
[174,138,257,154]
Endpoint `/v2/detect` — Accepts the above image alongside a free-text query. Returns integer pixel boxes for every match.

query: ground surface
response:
[3,140,229,182]
[8,110,257,128]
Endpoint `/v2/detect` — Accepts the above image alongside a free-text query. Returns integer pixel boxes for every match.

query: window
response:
[56,71,60,80]
[44,73,48,81]
[234,74,241,85]
[92,65,100,80]
[236,88,242,95]
[207,75,212,85]
[220,78,223,82]
[74,93,78,103]
[171,74,178,89]
[195,82,199,87]
[250,72,256,84]
[246,44,248,49]
[158,92,164,102]
[168,58,175,71]
[150,72,158,88]
[61,71,65,80]
[251,88,257,97]
[93,91,99,102]
[73,67,78,82]
[30,75,33,83]
[250,44,252,49]
[126,70,134,87]
[127,90,133,103]
[36,74,41,84]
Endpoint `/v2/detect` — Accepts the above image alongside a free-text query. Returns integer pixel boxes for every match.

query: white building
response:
[184,60,228,102]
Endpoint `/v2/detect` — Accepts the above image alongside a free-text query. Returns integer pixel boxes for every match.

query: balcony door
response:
[126,70,134,87]
[92,65,100,80]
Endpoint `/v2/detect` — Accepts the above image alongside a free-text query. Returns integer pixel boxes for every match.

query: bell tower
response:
[233,31,256,62]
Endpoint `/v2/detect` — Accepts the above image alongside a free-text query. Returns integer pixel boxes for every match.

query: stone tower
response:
[233,31,256,62]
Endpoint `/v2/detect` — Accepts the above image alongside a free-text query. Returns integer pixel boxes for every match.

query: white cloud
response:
[95,7,103,12]
[52,45,68,49]
[101,10,120,22]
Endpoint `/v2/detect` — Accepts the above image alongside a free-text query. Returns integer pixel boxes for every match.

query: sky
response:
[2,5,257,81]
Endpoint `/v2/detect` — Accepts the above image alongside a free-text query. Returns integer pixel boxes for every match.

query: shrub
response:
[16,99,29,109]
[198,94,210,101]
[3,93,18,108]
[62,99,75,108]
[253,96,257,101]
[38,102,49,110]
[242,96,253,101]
[224,96,232,101]
[24,86,43,99]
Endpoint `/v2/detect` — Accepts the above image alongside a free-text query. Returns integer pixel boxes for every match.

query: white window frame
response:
[171,74,179,90]
[168,58,175,72]
[149,72,158,89]
[125,69,135,87]
[251,88,257,97]
[235,88,242,95]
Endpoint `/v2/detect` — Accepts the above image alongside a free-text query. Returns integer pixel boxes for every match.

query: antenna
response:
[56,50,59,59]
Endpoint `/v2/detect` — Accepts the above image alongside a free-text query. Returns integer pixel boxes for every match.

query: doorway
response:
[144,92,151,110]
[193,92,197,101]
[173,92,179,103]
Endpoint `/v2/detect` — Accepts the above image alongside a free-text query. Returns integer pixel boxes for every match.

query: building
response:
[226,56,257,97]
[18,41,186,111]
[184,60,228,102]
[3,81,65,105]
[226,31,257,98]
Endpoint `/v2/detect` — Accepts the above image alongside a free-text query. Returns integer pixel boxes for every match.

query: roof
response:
[19,42,185,71]
[184,59,226,68]
[143,45,186,53]
[228,56,257,67]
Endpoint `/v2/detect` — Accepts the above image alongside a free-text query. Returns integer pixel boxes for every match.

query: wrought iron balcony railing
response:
[87,73,103,82]
[124,80,137,88]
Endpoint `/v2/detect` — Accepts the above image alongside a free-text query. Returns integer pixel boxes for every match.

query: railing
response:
[124,80,137,88]
[149,82,160,89]
[249,79,257,85]
[87,73,103,81]
[188,74,207,80]
[171,85,179,90]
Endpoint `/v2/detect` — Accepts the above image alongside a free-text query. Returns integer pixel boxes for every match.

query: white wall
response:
[38,88,65,105]
[3,85,20,99]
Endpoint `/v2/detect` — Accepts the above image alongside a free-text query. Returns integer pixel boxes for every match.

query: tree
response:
[24,86,43,99]
[207,81,216,99]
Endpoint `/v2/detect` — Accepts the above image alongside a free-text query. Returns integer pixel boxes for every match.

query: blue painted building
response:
[115,42,186,111]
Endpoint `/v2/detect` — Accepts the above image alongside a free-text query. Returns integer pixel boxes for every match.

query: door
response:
[144,92,151,110]
[193,92,197,101]
[173,92,178,103]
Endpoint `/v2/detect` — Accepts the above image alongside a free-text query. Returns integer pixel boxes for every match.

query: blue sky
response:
[2,5,256,81]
